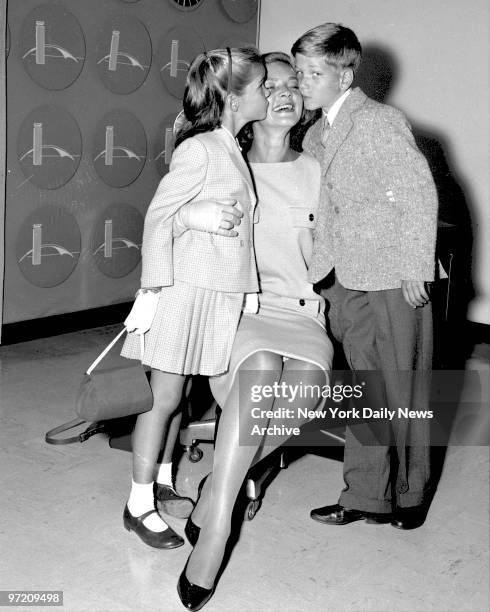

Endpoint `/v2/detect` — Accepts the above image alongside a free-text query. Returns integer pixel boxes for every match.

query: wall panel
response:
[3,0,259,325]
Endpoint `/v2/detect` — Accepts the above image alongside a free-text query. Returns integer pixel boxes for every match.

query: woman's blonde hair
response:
[238,51,319,153]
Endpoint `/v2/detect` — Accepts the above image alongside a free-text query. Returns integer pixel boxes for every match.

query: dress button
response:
[299,299,305,306]
[327,182,333,189]
[308,213,314,221]
[334,206,340,214]
[397,482,409,494]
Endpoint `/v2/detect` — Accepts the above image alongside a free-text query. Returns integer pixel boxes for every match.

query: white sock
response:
[127,480,168,532]
[156,462,173,487]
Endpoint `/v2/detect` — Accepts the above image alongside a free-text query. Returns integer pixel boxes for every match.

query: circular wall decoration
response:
[16,205,81,288]
[169,0,205,11]
[92,110,147,188]
[17,105,82,190]
[20,4,85,90]
[157,26,205,99]
[153,112,181,177]
[95,15,151,95]
[91,203,143,278]
[221,0,258,23]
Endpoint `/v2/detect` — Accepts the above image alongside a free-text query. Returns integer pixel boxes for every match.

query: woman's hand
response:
[176,198,243,237]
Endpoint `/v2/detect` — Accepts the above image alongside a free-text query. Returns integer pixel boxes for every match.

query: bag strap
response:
[86,327,145,375]
[86,327,127,375]
[45,418,107,445]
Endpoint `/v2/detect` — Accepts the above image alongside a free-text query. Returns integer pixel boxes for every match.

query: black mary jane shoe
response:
[154,483,195,519]
[184,517,201,547]
[310,503,392,525]
[177,564,215,611]
[123,505,184,549]
[391,505,428,530]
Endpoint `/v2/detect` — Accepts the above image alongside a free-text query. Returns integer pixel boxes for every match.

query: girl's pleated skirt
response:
[121,280,244,377]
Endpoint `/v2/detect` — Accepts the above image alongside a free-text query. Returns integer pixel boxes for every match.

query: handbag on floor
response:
[45,328,152,445]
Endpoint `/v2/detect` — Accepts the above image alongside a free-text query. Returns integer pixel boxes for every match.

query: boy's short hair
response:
[291,23,362,73]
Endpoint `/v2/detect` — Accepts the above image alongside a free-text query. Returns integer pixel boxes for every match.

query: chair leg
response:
[243,451,288,520]
[179,419,216,446]
[179,419,216,462]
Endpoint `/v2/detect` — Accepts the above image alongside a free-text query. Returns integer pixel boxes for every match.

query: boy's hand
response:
[176,198,242,237]
[401,280,430,308]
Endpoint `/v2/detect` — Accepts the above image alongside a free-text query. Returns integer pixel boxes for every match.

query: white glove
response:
[175,198,242,237]
[124,290,161,335]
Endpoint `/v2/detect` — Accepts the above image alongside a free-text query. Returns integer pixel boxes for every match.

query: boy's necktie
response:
[321,115,331,146]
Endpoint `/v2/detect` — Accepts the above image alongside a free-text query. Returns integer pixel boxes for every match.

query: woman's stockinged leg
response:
[254,358,327,463]
[190,359,327,527]
[185,351,283,589]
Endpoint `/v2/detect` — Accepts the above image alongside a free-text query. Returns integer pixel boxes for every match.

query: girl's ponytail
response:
[175,47,263,147]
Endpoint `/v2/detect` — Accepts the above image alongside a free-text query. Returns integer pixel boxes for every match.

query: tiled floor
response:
[0,325,488,612]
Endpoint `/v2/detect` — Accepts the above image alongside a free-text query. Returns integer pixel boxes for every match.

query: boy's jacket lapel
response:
[322,88,368,174]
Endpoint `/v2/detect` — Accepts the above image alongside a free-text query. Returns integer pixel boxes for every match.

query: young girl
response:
[120,47,269,549]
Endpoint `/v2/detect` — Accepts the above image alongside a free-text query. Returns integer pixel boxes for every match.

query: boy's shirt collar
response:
[323,88,351,126]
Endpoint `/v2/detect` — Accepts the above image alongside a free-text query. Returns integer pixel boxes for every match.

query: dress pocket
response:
[288,206,317,229]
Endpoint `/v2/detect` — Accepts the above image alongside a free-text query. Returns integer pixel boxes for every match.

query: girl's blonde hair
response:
[175,47,264,147]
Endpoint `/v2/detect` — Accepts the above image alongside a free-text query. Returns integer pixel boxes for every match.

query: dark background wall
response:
[1,0,6,339]
[3,0,259,327]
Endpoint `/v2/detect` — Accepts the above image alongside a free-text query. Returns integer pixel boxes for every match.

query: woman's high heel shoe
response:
[177,563,215,611]
[184,473,209,546]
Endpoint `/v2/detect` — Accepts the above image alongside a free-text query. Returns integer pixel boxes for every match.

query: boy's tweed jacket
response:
[303,87,438,291]
[141,127,258,293]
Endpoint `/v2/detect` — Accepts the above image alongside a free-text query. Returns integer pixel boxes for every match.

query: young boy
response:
[292,23,438,529]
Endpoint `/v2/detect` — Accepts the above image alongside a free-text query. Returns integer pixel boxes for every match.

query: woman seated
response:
[177,52,334,611]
